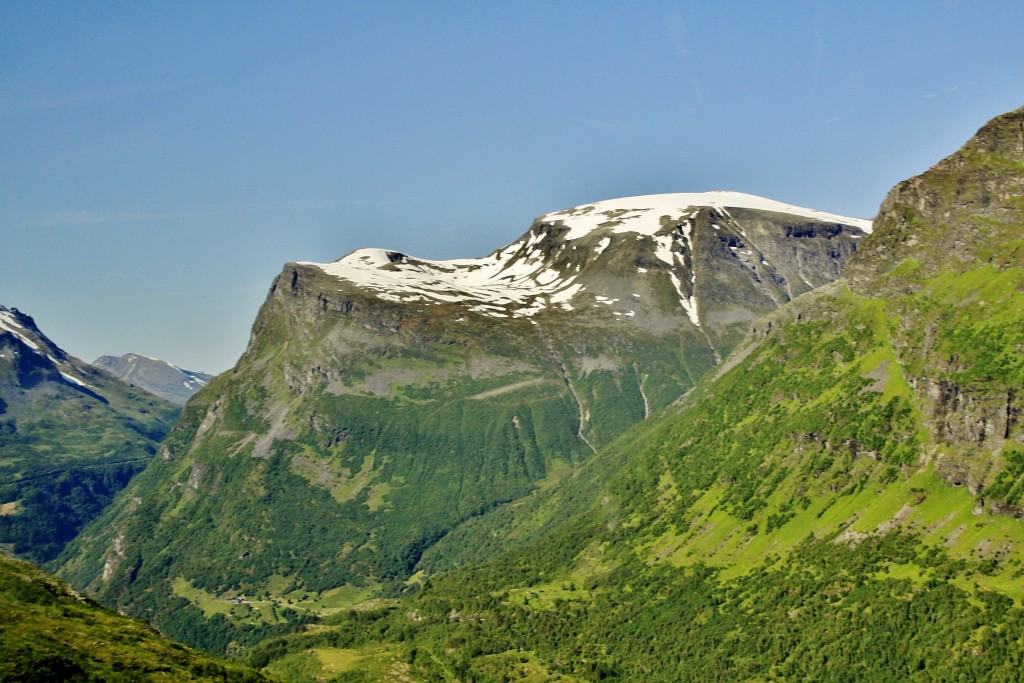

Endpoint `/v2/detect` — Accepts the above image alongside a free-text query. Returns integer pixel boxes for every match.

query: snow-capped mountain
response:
[92,353,213,405]
[301,191,869,344]
[61,191,870,644]
[0,306,105,399]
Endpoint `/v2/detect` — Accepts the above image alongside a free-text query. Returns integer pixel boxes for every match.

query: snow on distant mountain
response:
[0,308,41,352]
[543,192,873,239]
[92,353,213,406]
[0,306,99,395]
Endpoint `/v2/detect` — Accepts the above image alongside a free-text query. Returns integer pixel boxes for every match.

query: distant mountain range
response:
[92,353,213,405]
[0,306,179,565]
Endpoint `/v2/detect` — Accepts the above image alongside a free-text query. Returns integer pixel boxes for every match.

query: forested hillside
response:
[0,553,268,682]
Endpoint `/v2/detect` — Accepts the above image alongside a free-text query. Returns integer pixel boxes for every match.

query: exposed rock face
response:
[846,106,1024,288]
[57,192,870,649]
[92,354,213,405]
[844,107,1024,496]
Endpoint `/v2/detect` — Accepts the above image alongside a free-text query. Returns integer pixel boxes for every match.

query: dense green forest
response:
[249,529,1024,682]
[0,460,145,563]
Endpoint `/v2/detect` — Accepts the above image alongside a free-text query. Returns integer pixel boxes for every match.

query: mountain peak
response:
[846,105,1024,287]
[92,353,213,405]
[299,191,871,324]
[0,305,53,357]
[0,304,99,393]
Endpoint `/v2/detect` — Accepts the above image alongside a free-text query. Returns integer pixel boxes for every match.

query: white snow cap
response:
[301,192,870,321]
[541,191,872,239]
[302,247,586,318]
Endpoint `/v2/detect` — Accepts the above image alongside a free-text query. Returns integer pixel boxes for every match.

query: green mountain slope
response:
[249,107,1024,681]
[0,307,179,565]
[0,553,268,682]
[57,193,867,653]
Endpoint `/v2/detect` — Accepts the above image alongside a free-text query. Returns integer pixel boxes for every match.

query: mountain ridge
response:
[242,106,1024,682]
[298,190,870,330]
[0,305,179,566]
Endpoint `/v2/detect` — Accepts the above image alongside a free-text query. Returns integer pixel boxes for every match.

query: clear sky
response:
[2,1,1022,373]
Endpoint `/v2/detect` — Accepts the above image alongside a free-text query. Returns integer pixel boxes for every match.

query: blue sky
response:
[2,1,1022,373]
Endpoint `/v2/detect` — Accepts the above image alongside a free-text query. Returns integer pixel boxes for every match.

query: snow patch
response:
[304,244,590,320]
[0,310,40,352]
[60,371,96,391]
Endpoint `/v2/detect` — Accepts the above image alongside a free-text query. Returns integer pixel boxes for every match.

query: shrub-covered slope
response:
[249,107,1024,681]
[0,553,268,682]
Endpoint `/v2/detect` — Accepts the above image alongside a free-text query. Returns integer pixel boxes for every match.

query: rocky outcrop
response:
[846,106,1024,502]
[846,106,1024,288]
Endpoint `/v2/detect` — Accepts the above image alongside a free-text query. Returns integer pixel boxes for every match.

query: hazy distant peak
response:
[92,353,213,405]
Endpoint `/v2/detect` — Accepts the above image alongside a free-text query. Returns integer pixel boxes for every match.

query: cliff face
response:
[844,107,1024,498]
[847,106,1024,286]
